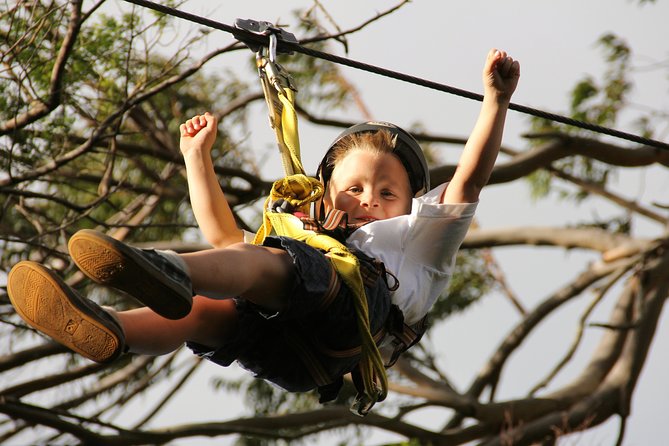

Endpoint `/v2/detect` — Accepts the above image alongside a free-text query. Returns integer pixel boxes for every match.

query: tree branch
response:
[432,135,669,187]
[0,0,83,135]
[463,225,647,256]
[0,342,66,373]
[1,362,106,399]
[529,265,631,395]
[456,259,634,417]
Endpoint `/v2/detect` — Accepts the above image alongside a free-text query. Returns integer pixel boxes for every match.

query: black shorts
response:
[187,236,391,392]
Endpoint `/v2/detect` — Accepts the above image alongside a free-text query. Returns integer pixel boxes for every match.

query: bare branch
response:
[131,356,203,429]
[0,342,67,373]
[0,398,104,445]
[480,244,669,445]
[547,166,667,224]
[462,258,633,407]
[300,1,412,46]
[56,356,155,412]
[463,225,648,255]
[1,361,106,398]
[529,265,631,395]
[432,135,669,186]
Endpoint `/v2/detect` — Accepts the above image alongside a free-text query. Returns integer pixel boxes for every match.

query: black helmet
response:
[317,121,430,197]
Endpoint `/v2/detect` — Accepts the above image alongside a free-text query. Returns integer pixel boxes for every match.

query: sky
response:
[98,1,669,445]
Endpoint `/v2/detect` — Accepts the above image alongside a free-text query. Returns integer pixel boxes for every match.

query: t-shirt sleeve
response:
[405,194,477,271]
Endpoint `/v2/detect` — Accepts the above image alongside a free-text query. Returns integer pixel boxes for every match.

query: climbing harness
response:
[235,20,391,415]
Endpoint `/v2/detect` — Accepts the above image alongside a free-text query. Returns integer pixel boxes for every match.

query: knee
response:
[187,297,238,346]
[190,296,236,323]
[227,242,292,274]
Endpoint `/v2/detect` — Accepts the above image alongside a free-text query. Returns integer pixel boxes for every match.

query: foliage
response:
[527,33,636,202]
[1,1,668,446]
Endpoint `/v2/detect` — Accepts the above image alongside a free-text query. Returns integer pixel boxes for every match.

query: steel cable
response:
[122,0,669,151]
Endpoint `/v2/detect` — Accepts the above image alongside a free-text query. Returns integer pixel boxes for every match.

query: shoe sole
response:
[68,230,191,320]
[7,261,123,363]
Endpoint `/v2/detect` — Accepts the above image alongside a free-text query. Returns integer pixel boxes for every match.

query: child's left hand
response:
[483,48,520,103]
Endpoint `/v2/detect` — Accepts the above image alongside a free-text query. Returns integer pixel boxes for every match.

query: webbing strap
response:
[252,178,388,414]
[277,88,304,175]
[252,174,323,245]
[256,56,304,176]
[253,38,388,414]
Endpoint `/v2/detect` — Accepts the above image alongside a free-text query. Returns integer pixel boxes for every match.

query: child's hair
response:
[317,122,430,198]
[326,129,397,170]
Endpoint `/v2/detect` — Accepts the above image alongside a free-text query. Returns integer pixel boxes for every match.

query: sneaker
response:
[7,261,125,363]
[67,229,192,320]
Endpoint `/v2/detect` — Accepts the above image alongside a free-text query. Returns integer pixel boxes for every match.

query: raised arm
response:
[442,49,520,204]
[180,112,243,248]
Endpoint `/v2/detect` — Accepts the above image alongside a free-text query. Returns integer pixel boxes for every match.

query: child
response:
[8,49,519,403]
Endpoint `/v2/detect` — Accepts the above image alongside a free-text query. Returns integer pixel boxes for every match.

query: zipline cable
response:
[121,0,669,151]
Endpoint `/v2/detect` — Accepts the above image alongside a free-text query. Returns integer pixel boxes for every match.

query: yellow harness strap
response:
[253,48,387,414]
[252,174,322,244]
[253,175,388,413]
[256,55,304,176]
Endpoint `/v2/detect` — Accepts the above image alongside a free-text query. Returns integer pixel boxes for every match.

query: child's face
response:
[323,148,413,223]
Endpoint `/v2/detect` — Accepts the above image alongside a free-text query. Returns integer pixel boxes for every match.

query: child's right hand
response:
[179,112,218,157]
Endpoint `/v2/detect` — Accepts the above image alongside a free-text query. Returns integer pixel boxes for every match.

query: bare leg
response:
[115,243,292,355]
[180,242,294,312]
[119,296,238,355]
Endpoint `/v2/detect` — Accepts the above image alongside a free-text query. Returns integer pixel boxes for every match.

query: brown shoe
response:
[67,229,192,320]
[7,261,125,363]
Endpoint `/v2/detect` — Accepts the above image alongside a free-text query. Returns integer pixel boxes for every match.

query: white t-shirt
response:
[345,183,478,325]
[243,183,477,325]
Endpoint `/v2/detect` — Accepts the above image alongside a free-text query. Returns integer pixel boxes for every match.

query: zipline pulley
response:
[233,19,298,56]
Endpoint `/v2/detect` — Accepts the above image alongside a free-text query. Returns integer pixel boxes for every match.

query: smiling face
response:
[323,148,413,223]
